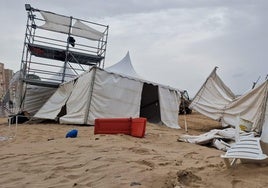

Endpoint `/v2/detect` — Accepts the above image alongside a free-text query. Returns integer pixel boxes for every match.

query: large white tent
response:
[190,67,268,136]
[105,51,141,78]
[34,53,181,129]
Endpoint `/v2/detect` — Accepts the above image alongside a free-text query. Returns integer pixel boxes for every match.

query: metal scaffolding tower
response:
[20,4,109,88]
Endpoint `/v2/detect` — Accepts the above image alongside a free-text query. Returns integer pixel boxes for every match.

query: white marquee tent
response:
[189,67,268,139]
[105,51,141,78]
[34,53,181,128]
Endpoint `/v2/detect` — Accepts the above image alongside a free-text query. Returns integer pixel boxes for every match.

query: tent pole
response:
[259,80,268,136]
[83,67,97,124]
[62,16,73,83]
[235,114,241,142]
[180,92,188,132]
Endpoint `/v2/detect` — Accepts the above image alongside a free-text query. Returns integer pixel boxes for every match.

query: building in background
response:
[4,69,14,91]
[0,63,5,97]
[0,62,14,98]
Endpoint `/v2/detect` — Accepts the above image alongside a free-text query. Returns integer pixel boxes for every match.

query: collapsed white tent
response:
[190,67,268,134]
[20,64,76,115]
[189,67,236,121]
[34,54,181,129]
[6,66,93,117]
[23,86,56,115]
[1,71,54,115]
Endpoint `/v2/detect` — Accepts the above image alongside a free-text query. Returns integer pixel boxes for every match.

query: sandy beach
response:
[1,112,268,188]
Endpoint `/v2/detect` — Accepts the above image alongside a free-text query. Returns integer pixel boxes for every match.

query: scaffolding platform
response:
[28,43,104,66]
[23,78,60,88]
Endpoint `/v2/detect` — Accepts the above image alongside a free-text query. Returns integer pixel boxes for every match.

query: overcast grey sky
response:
[0,0,267,97]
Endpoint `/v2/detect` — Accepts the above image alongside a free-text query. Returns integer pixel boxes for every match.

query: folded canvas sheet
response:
[178,128,254,151]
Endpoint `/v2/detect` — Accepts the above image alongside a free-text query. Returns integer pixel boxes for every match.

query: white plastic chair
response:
[221,137,268,168]
[221,116,268,168]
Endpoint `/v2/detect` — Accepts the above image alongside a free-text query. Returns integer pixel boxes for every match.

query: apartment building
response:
[0,62,14,98]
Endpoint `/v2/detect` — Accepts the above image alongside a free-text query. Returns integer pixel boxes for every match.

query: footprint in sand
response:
[158,161,171,166]
[177,169,202,186]
[184,151,203,160]
[129,147,151,155]
[136,159,155,169]
[231,179,243,188]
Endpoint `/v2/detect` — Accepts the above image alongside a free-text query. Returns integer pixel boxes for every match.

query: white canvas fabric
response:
[159,87,180,129]
[23,86,56,115]
[40,11,70,34]
[72,20,104,41]
[105,52,141,78]
[179,128,236,145]
[4,71,22,112]
[23,65,76,116]
[261,92,268,142]
[39,11,104,41]
[9,71,20,86]
[34,80,75,120]
[190,67,268,133]
[222,81,268,131]
[87,69,143,124]
[60,68,143,125]
[4,71,56,115]
[60,70,95,124]
[189,67,235,121]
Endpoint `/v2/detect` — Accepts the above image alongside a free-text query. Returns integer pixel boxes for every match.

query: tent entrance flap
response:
[140,83,161,123]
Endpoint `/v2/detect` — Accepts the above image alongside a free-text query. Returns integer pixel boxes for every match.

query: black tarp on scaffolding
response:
[28,44,103,66]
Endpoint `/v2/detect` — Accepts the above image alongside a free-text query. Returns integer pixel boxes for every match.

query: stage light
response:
[25,4,31,11]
